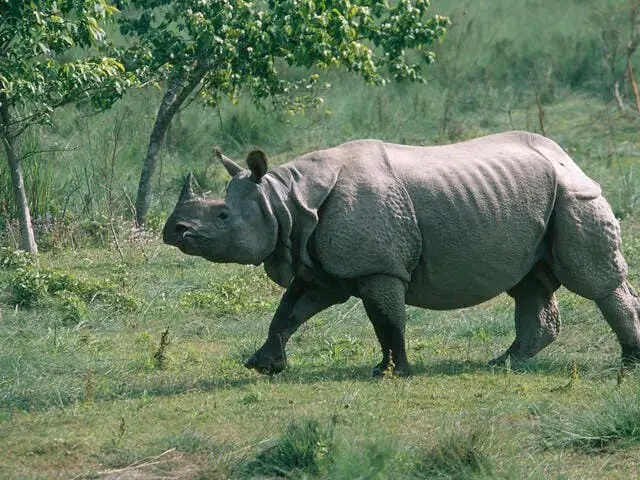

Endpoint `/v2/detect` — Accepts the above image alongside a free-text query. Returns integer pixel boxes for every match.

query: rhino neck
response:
[260,162,340,287]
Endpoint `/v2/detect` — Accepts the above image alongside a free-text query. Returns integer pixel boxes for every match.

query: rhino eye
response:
[218,210,229,221]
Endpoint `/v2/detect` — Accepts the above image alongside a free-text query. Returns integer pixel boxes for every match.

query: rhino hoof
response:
[622,345,640,366]
[488,353,508,366]
[372,362,410,378]
[244,353,286,375]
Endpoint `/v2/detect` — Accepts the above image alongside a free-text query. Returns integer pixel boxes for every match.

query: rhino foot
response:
[372,362,410,378]
[244,350,287,375]
[622,345,640,367]
[489,350,531,369]
[488,353,509,367]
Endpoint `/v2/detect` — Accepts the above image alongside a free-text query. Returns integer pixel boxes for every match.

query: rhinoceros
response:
[163,131,640,376]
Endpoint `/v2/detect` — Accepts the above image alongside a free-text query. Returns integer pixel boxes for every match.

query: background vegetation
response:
[1,0,640,478]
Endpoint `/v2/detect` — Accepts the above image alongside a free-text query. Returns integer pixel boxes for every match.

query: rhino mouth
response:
[176,233,203,255]
[164,224,203,255]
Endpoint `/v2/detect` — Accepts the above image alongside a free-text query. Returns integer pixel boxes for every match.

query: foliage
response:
[0,0,132,127]
[3,252,140,313]
[0,246,38,269]
[119,0,449,110]
[0,0,135,252]
[178,274,274,315]
[119,0,449,226]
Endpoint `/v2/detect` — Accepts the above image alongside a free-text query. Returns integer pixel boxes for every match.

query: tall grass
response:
[540,388,640,451]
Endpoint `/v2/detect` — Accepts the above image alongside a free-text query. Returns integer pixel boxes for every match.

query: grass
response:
[540,387,640,452]
[2,219,640,477]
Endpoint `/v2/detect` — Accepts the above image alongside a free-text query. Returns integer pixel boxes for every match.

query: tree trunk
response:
[0,96,38,253]
[629,2,640,112]
[135,68,208,227]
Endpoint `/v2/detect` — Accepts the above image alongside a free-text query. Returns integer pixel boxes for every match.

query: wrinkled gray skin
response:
[163,132,640,376]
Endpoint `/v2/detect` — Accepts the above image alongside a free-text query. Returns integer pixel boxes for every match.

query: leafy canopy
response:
[0,0,133,133]
[119,0,449,111]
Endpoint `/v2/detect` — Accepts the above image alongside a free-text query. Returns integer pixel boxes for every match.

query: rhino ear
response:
[214,147,244,177]
[178,172,196,203]
[246,149,268,181]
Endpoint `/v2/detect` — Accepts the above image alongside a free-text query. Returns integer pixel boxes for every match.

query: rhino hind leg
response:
[358,275,410,376]
[491,262,561,366]
[596,282,640,364]
[551,195,640,363]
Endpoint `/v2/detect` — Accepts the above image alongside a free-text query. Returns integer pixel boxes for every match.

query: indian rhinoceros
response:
[162,131,640,376]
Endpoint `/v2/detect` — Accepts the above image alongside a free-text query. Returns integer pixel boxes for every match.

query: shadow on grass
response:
[292,355,617,381]
[0,374,256,413]
[0,356,621,413]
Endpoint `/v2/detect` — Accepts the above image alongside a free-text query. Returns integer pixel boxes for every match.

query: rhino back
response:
[387,132,559,309]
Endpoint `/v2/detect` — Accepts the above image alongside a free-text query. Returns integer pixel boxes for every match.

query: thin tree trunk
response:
[628,2,640,111]
[628,61,640,112]
[135,68,208,227]
[535,94,546,137]
[0,96,38,253]
[614,80,626,113]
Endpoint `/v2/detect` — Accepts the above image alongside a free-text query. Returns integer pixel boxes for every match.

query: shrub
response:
[8,266,48,307]
[3,260,141,313]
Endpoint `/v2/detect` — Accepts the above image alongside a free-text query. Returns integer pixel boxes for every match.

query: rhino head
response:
[162,149,278,266]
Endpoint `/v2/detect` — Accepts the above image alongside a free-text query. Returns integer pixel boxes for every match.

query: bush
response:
[3,259,141,314]
[8,266,49,307]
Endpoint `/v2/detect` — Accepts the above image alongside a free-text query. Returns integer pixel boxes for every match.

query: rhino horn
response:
[214,146,244,177]
[178,172,196,203]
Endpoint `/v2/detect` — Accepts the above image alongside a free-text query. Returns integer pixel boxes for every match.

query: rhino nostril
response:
[175,224,189,237]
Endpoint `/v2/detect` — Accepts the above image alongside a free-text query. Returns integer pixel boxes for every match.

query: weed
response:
[3,259,142,314]
[153,327,171,370]
[0,246,38,269]
[7,267,47,307]
[165,429,219,454]
[540,388,640,451]
[329,439,415,479]
[415,429,498,480]
[84,370,94,404]
[109,417,127,449]
[241,418,334,478]
[54,291,87,326]
[178,275,273,315]
[611,164,640,219]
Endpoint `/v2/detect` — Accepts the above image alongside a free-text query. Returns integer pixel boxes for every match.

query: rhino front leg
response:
[491,263,561,366]
[245,277,348,374]
[358,275,410,377]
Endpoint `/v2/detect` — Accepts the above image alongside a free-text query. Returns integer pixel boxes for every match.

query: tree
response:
[119,0,449,227]
[0,0,133,252]
[597,0,640,113]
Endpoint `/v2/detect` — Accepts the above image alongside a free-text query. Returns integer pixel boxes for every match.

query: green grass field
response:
[1,217,640,478]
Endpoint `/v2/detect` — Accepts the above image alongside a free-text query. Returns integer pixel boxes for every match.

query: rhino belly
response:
[405,255,538,310]
[400,151,557,310]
